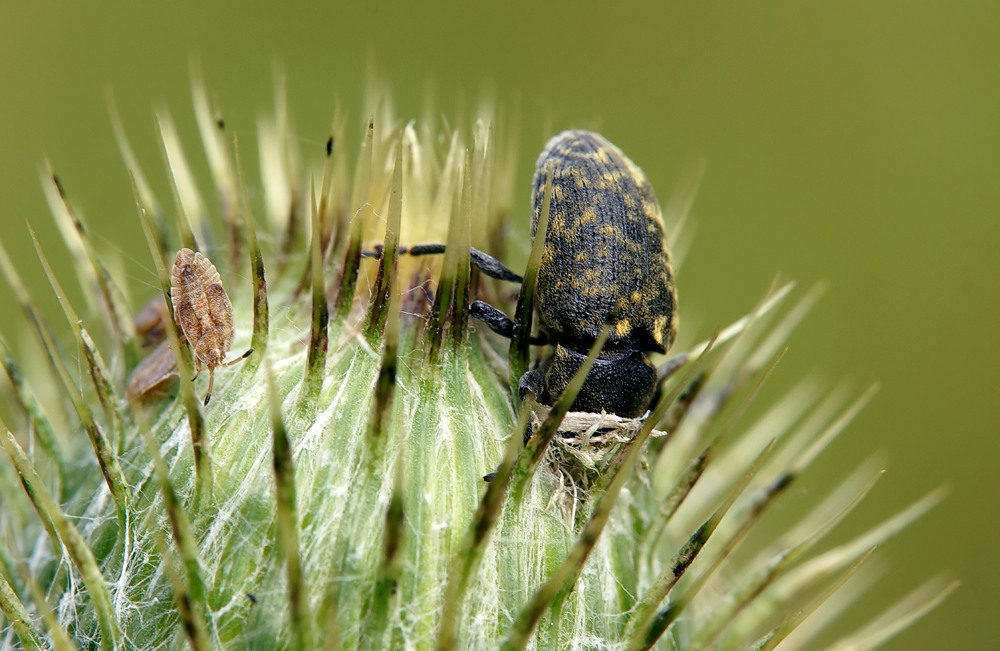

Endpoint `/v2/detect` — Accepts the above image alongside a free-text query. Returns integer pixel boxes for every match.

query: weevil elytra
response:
[517,130,677,417]
[170,248,252,405]
[365,130,677,418]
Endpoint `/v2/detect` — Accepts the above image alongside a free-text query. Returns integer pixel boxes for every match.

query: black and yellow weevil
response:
[366,130,677,418]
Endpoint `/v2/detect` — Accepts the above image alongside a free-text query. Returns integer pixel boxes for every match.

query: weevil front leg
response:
[470,301,548,345]
[362,243,545,343]
[362,244,524,283]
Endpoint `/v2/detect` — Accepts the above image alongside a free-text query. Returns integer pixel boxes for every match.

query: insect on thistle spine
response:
[366,130,677,418]
[171,248,252,405]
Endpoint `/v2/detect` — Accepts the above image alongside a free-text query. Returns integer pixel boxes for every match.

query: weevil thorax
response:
[543,344,658,418]
[171,248,236,367]
[528,130,677,417]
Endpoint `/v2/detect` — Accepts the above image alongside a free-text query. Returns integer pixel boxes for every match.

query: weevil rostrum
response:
[170,248,252,405]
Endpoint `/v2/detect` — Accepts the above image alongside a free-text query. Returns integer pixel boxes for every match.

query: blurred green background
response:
[1,1,996,648]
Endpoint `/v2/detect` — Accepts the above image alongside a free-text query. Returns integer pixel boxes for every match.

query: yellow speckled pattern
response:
[531,130,677,354]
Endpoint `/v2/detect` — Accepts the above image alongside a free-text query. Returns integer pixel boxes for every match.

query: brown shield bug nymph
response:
[126,340,178,402]
[171,248,252,405]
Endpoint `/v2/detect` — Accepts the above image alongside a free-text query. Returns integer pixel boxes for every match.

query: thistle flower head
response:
[0,72,953,650]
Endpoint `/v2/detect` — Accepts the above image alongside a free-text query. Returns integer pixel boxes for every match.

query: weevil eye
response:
[543,345,657,419]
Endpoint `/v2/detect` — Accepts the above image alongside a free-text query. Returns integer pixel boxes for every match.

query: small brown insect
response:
[133,295,166,347]
[126,340,178,402]
[171,248,251,405]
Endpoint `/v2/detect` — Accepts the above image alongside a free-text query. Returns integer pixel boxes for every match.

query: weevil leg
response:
[470,301,548,344]
[362,244,523,283]
[518,369,548,444]
[470,300,515,337]
[191,357,203,381]
[518,369,547,405]
[362,243,547,343]
[470,246,523,282]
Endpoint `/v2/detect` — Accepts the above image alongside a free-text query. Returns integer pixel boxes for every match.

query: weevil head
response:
[541,344,657,418]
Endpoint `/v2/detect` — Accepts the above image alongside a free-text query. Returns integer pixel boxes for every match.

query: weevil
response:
[367,130,677,418]
[522,130,676,416]
[171,248,252,405]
